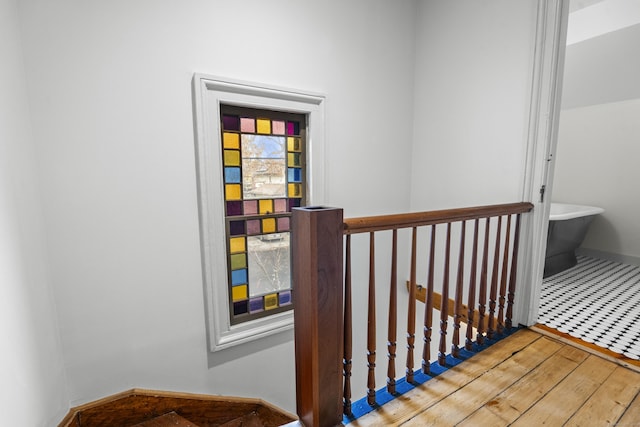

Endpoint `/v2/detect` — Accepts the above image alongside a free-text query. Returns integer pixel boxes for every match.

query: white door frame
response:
[515,0,570,326]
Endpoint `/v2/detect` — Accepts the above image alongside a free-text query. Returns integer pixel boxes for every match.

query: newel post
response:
[291,207,344,427]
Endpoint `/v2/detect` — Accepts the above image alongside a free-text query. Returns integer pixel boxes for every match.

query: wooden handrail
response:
[343,202,533,234]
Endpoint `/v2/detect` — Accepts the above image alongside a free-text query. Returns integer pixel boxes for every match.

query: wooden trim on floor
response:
[531,323,640,372]
[408,282,489,330]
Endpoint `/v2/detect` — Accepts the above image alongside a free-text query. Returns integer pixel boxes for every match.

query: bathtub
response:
[544,203,605,278]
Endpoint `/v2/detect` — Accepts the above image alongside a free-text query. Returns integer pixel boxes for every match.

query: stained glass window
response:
[220,105,306,324]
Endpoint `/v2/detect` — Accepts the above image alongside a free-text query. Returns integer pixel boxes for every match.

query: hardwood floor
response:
[349,329,640,426]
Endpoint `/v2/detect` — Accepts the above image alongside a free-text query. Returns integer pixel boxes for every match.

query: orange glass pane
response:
[256,118,271,134]
[225,184,242,200]
[287,137,301,152]
[232,285,248,302]
[229,237,246,253]
[224,150,240,166]
[223,132,240,149]
[264,293,278,310]
[262,218,276,233]
[288,183,302,198]
[259,199,274,215]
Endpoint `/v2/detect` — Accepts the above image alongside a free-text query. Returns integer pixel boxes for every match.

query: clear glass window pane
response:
[247,233,291,297]
[241,135,286,199]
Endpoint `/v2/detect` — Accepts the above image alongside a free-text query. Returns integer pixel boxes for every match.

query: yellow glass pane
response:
[256,118,271,134]
[264,293,278,310]
[259,199,274,215]
[224,150,240,166]
[225,184,242,200]
[287,137,301,152]
[262,218,276,233]
[230,253,247,270]
[229,237,246,253]
[232,285,248,302]
[288,152,300,166]
[288,183,302,198]
[223,132,240,149]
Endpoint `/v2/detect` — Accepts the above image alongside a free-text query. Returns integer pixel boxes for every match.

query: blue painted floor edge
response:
[343,327,522,424]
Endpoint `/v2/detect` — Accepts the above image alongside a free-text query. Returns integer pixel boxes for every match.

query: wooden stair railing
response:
[291,202,533,427]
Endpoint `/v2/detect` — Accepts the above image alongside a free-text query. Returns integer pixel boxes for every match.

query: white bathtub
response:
[549,203,605,221]
[544,203,605,277]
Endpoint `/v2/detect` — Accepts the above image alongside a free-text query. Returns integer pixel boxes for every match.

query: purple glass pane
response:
[286,121,300,135]
[229,220,245,236]
[233,300,249,316]
[243,200,258,215]
[274,199,287,213]
[223,115,240,131]
[250,297,264,313]
[277,217,290,231]
[226,201,243,216]
[279,290,292,306]
[288,198,301,211]
[247,219,261,235]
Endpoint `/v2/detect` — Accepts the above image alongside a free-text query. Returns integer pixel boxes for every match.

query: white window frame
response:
[192,74,326,351]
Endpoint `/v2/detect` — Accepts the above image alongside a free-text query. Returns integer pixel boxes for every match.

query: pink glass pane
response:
[241,117,255,133]
[247,219,261,235]
[277,217,290,231]
[272,120,285,135]
[243,200,258,215]
[274,199,287,213]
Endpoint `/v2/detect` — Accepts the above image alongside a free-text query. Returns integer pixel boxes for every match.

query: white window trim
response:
[192,74,326,352]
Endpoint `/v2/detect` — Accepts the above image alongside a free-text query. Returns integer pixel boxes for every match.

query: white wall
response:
[0,0,69,424]
[553,21,640,260]
[562,23,640,109]
[17,0,417,412]
[409,0,538,211]
[554,99,640,259]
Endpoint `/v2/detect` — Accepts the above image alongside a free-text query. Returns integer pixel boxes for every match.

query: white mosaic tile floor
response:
[538,255,640,360]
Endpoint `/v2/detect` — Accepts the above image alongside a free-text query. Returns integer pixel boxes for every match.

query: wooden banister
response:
[292,202,532,426]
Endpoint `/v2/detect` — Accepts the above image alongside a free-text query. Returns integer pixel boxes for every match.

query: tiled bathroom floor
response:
[538,255,640,360]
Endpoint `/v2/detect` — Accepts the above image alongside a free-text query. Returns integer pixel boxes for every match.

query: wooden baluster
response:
[465,219,479,351]
[497,214,512,335]
[506,213,522,330]
[367,232,376,406]
[386,230,398,394]
[343,235,353,417]
[406,227,417,383]
[291,207,344,427]
[477,218,491,345]
[438,223,452,366]
[452,221,466,358]
[422,225,436,374]
[487,216,502,340]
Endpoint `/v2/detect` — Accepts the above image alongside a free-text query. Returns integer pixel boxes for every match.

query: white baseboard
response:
[576,247,640,267]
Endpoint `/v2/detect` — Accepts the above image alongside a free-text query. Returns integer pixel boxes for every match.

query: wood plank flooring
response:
[348,329,640,426]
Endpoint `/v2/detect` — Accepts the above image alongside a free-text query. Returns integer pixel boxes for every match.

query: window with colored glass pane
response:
[220,105,306,324]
